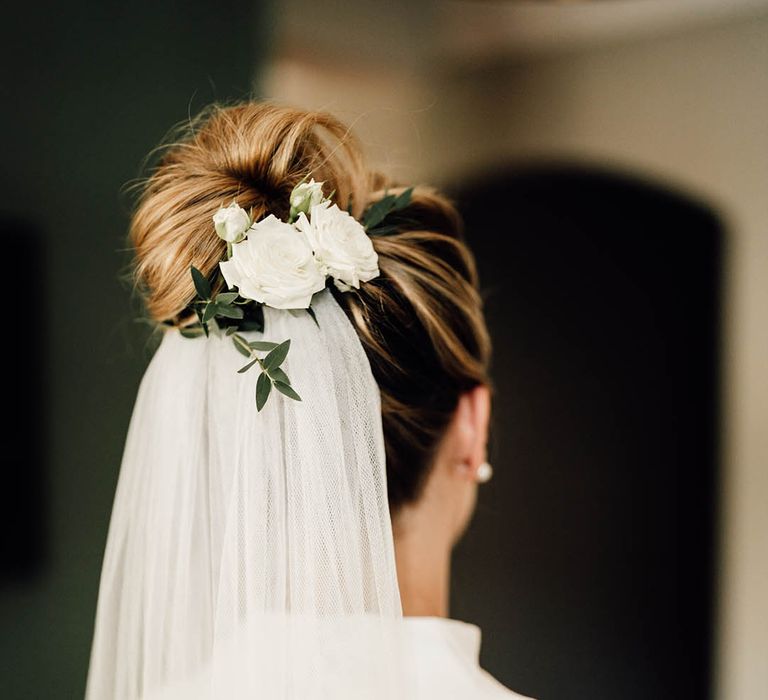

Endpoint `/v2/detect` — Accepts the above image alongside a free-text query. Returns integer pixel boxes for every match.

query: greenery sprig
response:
[232,335,301,411]
[181,265,301,411]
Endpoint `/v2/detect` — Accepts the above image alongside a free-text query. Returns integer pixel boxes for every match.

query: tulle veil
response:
[85,289,409,699]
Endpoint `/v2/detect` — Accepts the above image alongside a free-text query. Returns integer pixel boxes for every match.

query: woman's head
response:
[130,101,491,518]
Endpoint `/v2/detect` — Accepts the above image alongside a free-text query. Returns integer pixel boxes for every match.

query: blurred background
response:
[1,1,766,699]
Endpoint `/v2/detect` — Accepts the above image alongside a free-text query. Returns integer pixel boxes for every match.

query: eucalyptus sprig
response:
[231,334,301,410]
[182,266,300,411]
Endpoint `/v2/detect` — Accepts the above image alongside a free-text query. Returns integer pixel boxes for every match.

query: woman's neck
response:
[393,509,452,618]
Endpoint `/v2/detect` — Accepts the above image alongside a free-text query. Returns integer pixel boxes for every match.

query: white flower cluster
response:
[215,180,379,309]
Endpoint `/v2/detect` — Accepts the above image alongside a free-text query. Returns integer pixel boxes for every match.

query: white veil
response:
[85,289,407,699]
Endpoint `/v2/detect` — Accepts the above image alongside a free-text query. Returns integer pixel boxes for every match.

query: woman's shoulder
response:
[401,617,535,700]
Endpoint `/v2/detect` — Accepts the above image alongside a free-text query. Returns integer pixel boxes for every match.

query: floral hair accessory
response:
[181,179,413,411]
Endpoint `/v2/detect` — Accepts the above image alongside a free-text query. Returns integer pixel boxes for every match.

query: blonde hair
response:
[130,101,491,508]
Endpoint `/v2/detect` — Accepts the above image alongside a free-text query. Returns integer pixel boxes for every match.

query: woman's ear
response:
[452,384,491,481]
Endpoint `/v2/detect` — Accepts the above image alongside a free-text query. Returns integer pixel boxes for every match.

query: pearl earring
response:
[476,461,493,484]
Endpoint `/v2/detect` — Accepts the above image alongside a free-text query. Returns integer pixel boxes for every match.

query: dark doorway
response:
[452,165,721,700]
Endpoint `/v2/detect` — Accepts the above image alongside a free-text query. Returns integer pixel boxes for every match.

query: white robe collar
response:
[401,617,535,699]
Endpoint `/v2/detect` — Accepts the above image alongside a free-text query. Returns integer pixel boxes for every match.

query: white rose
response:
[213,202,251,243]
[289,179,326,219]
[296,202,379,291]
[219,215,326,309]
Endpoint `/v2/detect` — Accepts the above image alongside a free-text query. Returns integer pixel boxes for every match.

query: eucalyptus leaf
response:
[202,302,217,323]
[225,325,238,336]
[191,266,212,300]
[215,292,239,305]
[232,334,252,358]
[263,339,290,371]
[215,303,244,319]
[362,194,397,230]
[274,381,301,402]
[180,325,205,338]
[392,186,413,210]
[249,340,278,351]
[362,188,413,231]
[267,367,289,384]
[238,358,259,374]
[256,372,272,412]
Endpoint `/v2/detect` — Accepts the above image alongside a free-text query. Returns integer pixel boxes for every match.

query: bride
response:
[85,101,533,699]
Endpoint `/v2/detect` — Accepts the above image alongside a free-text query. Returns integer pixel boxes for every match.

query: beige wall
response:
[265,15,768,698]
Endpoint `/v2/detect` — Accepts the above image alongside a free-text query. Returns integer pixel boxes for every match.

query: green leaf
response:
[225,325,238,336]
[263,339,291,371]
[255,372,272,411]
[215,292,239,305]
[215,303,244,319]
[249,340,278,351]
[267,367,289,384]
[392,186,413,210]
[362,188,413,231]
[180,325,205,338]
[362,193,397,230]
[191,266,212,300]
[274,381,301,402]
[232,334,252,358]
[238,358,259,374]
[202,302,217,323]
[306,306,319,327]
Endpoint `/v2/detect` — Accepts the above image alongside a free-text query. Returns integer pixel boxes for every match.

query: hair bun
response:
[131,103,370,322]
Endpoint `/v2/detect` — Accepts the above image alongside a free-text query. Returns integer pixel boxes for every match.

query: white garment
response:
[140,616,533,700]
[400,617,534,699]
